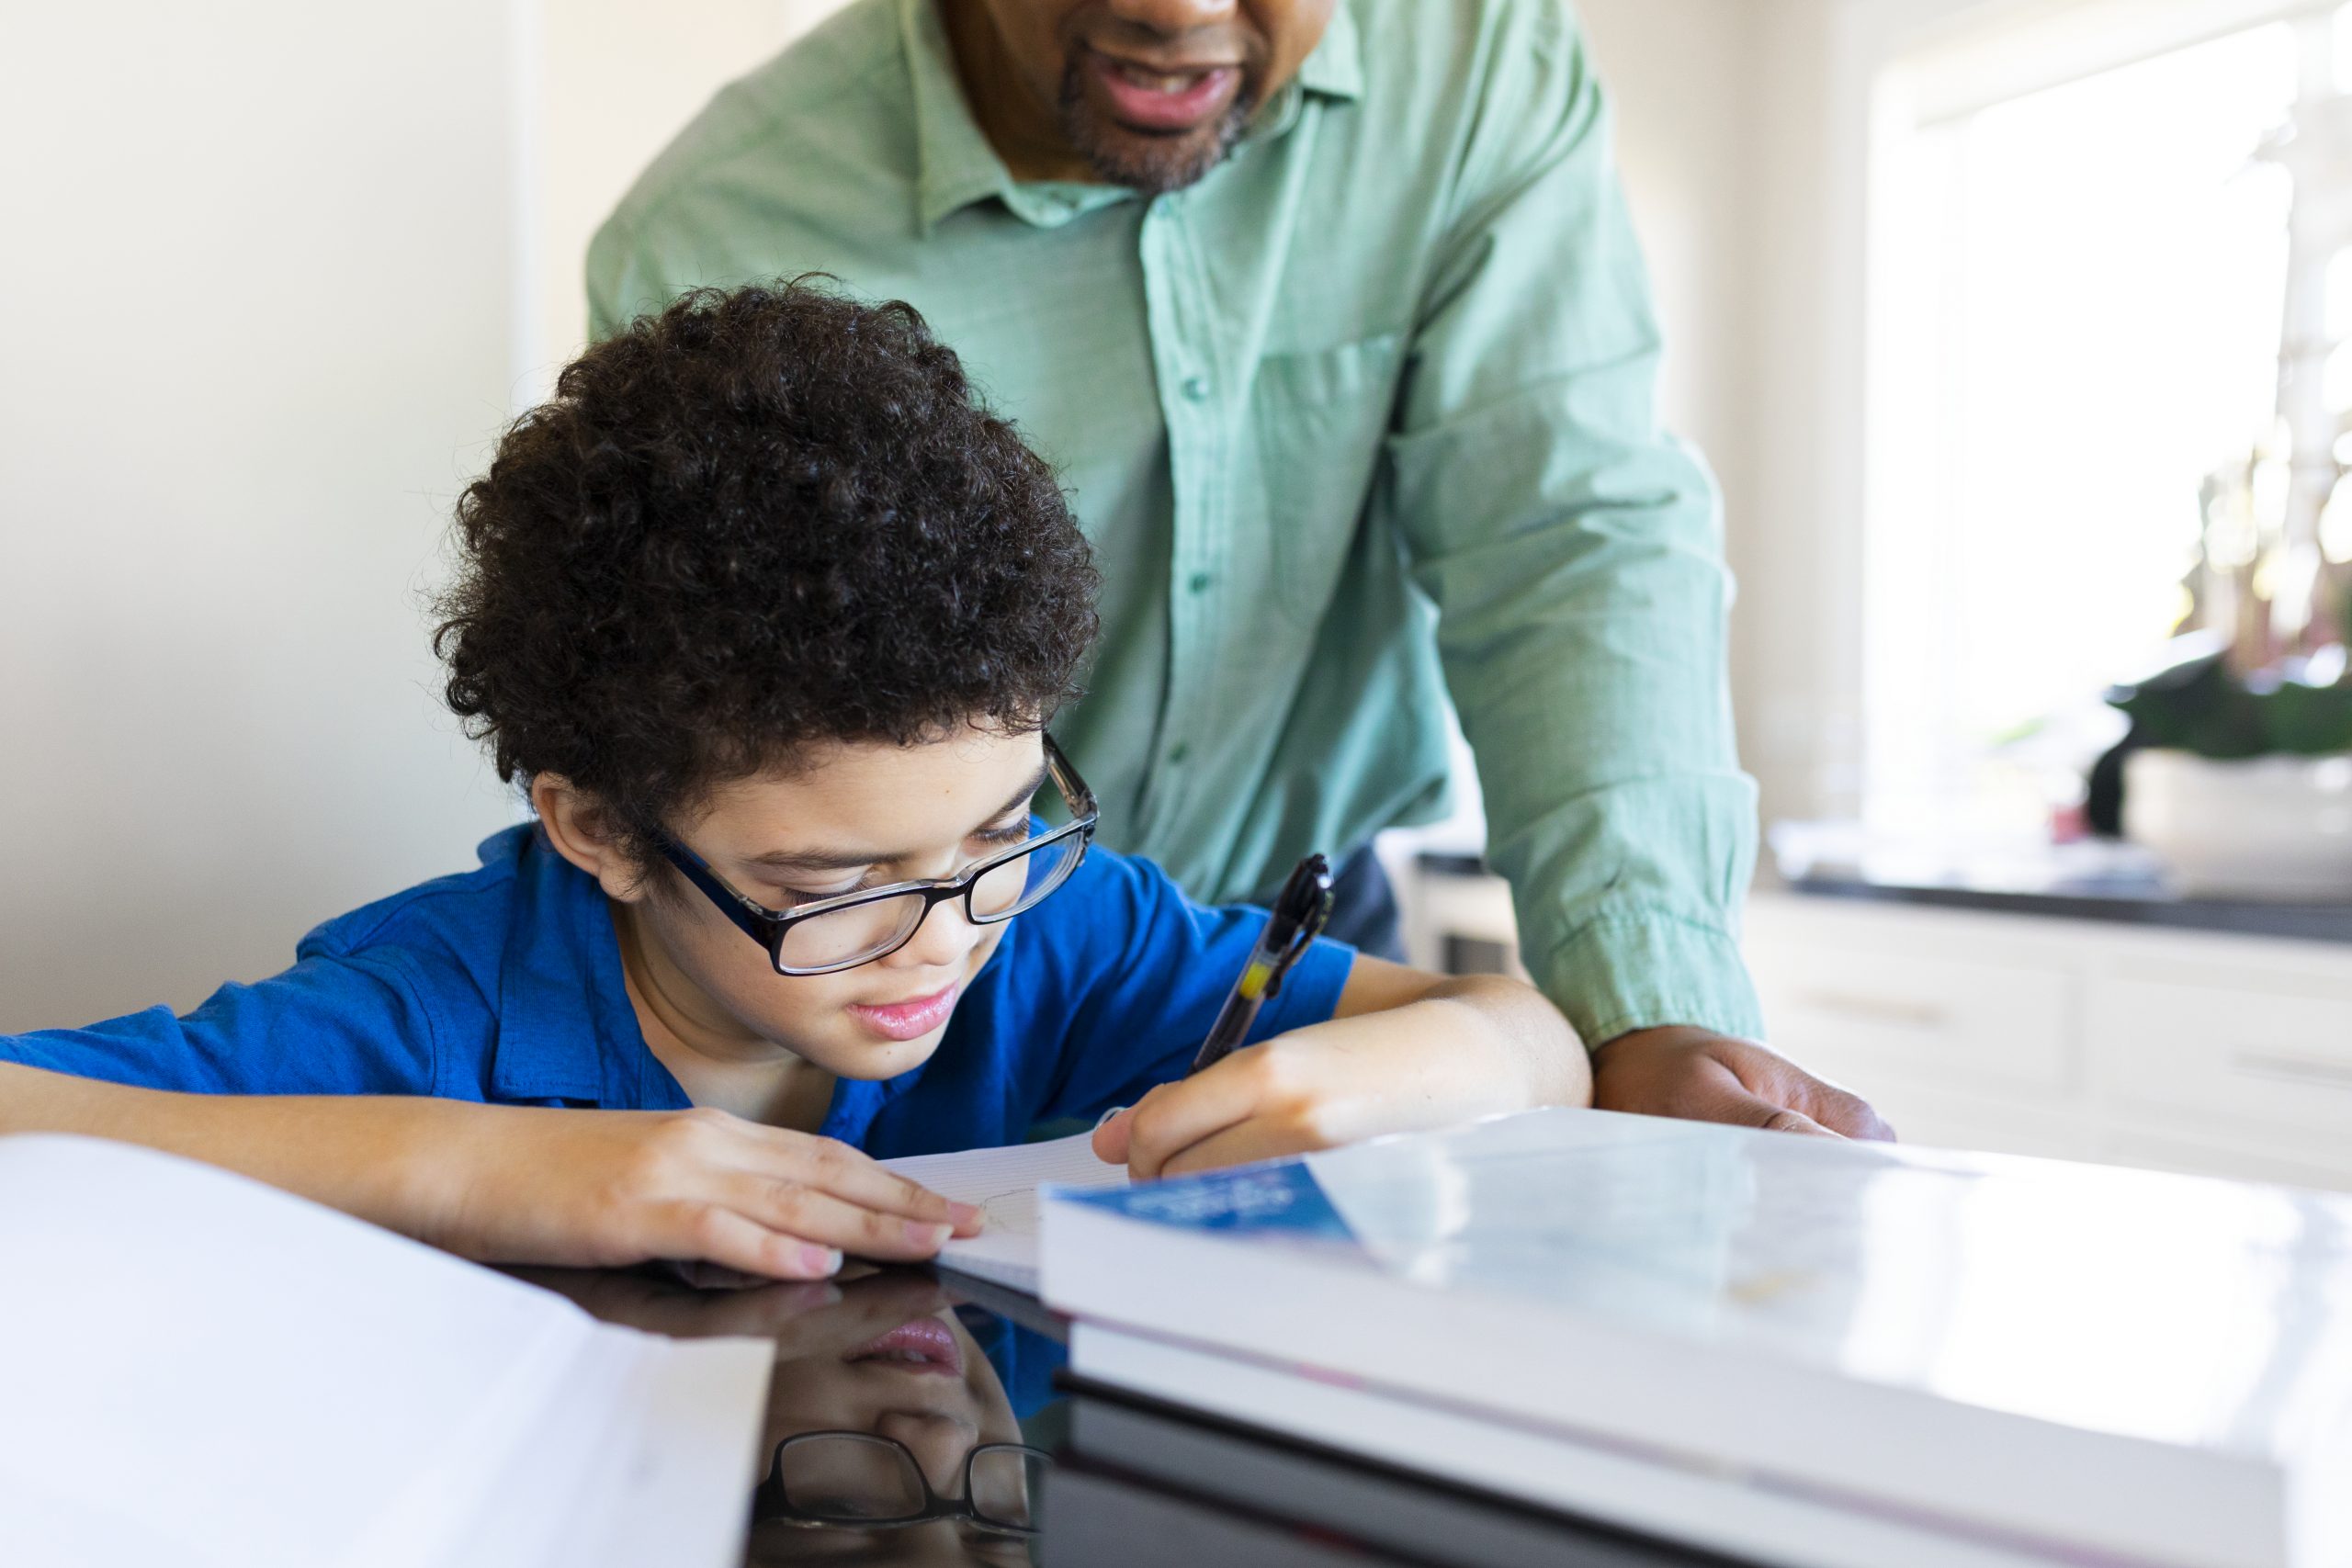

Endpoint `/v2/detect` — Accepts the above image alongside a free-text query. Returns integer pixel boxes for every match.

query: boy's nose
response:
[896,897,980,971]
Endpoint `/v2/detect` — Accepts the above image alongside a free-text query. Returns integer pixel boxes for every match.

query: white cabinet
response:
[1745,894,2352,1192]
[1397,860,2352,1192]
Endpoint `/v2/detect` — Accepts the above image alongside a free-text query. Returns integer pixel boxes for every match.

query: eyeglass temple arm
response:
[656,838,777,944]
[1043,734,1099,822]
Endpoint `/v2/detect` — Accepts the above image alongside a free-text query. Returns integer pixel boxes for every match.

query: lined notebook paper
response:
[884,1134,1127,1292]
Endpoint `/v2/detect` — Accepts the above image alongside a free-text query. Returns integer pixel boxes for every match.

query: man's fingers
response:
[1804,1084,1895,1142]
[1756,1105,1839,1138]
[734,1129,984,1236]
[1697,1069,1841,1139]
[727,1174,957,1263]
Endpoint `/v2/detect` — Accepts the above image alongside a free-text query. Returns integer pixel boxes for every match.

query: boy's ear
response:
[532,775,654,903]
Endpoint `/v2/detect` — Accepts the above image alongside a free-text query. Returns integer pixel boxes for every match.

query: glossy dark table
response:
[526,1262,1743,1568]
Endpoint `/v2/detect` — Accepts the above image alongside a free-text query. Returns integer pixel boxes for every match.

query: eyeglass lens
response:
[775,1433,927,1521]
[772,1434,1047,1530]
[774,833,1085,972]
[966,1445,1048,1529]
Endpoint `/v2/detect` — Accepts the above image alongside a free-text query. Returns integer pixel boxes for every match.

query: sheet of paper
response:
[0,1134,772,1568]
[884,1133,1128,1293]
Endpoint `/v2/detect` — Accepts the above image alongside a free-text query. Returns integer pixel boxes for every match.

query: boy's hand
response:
[419,1103,983,1280]
[0,1065,979,1280]
[509,1261,953,1348]
[1094,974,1586,1181]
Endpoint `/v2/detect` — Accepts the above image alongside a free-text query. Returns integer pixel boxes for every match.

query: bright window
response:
[1864,12,2310,833]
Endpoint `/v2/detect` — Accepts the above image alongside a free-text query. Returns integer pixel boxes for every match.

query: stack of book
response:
[1039,1108,2352,1568]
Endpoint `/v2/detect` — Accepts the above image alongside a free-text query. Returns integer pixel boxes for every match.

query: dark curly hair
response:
[433,278,1100,867]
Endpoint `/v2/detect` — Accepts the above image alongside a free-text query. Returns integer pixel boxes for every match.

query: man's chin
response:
[1058,67,1253,195]
[1082,129,1233,194]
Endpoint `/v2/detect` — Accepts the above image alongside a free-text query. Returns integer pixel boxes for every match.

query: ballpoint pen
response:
[1190,852,1335,1074]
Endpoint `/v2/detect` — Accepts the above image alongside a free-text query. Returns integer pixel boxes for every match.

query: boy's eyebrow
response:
[739,761,1053,873]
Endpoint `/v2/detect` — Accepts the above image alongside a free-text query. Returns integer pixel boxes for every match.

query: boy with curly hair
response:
[0,281,1586,1280]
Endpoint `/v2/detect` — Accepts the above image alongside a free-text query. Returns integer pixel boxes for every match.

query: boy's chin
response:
[802,1023,953,1081]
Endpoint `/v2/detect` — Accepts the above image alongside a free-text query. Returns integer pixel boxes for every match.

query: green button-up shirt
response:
[588,0,1764,1044]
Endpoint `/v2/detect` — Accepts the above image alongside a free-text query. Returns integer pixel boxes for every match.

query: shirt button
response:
[1168,742,1192,764]
[1181,375,1212,402]
[1187,571,1214,594]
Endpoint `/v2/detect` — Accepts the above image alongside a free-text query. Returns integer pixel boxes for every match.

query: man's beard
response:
[1055,60,1256,197]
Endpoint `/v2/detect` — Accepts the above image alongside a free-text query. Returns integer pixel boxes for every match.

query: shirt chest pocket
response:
[1243,331,1408,625]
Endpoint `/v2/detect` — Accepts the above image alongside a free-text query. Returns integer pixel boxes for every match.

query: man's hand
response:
[1589,1026,1894,1141]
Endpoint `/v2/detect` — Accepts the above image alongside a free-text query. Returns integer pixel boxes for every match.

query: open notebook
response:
[882,1133,1126,1293]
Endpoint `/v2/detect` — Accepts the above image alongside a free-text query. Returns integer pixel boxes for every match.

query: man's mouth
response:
[845,981,961,1042]
[1087,49,1242,133]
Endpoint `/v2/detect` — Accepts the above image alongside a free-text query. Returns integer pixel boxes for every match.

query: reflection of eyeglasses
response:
[752,1430,1051,1537]
[657,736,1099,976]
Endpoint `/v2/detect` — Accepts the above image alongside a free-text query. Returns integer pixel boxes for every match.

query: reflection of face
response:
[616,728,1047,1080]
[966,0,1337,194]
[749,1298,1035,1567]
[761,1306,1023,1492]
[515,1265,1040,1566]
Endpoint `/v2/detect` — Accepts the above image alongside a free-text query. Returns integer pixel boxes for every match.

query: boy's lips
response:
[845,1316,965,1378]
[846,981,961,1042]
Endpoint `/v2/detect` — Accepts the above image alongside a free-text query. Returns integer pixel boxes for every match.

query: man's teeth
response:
[1114,62,1207,95]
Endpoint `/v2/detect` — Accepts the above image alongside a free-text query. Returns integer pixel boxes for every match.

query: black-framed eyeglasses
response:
[752,1430,1051,1537]
[657,736,1099,976]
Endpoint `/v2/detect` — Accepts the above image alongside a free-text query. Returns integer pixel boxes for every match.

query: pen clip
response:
[1259,854,1335,999]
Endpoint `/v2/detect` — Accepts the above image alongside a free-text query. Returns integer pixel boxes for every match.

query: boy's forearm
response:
[1408,976,1592,1111]
[0,1062,458,1240]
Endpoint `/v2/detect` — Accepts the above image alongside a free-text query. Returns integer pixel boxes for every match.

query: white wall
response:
[1577,0,1770,575]
[0,4,527,1031]
[526,1,844,395]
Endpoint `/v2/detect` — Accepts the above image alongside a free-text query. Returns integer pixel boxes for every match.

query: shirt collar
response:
[488,826,671,1105]
[1295,1,1363,103]
[901,0,1362,234]
[904,0,1012,234]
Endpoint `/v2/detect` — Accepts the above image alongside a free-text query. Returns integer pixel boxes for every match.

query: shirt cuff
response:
[1534,913,1765,1048]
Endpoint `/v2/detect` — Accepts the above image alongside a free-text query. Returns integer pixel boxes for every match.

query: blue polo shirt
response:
[0,825,1354,1157]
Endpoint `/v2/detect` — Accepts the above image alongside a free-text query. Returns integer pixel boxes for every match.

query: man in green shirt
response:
[589,0,1888,1138]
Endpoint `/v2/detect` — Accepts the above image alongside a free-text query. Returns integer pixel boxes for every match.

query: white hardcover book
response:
[1039,1109,2352,1568]
[1071,1322,2060,1568]
[0,1134,775,1568]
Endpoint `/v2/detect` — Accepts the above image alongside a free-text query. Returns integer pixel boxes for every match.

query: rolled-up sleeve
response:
[1385,6,1762,1045]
